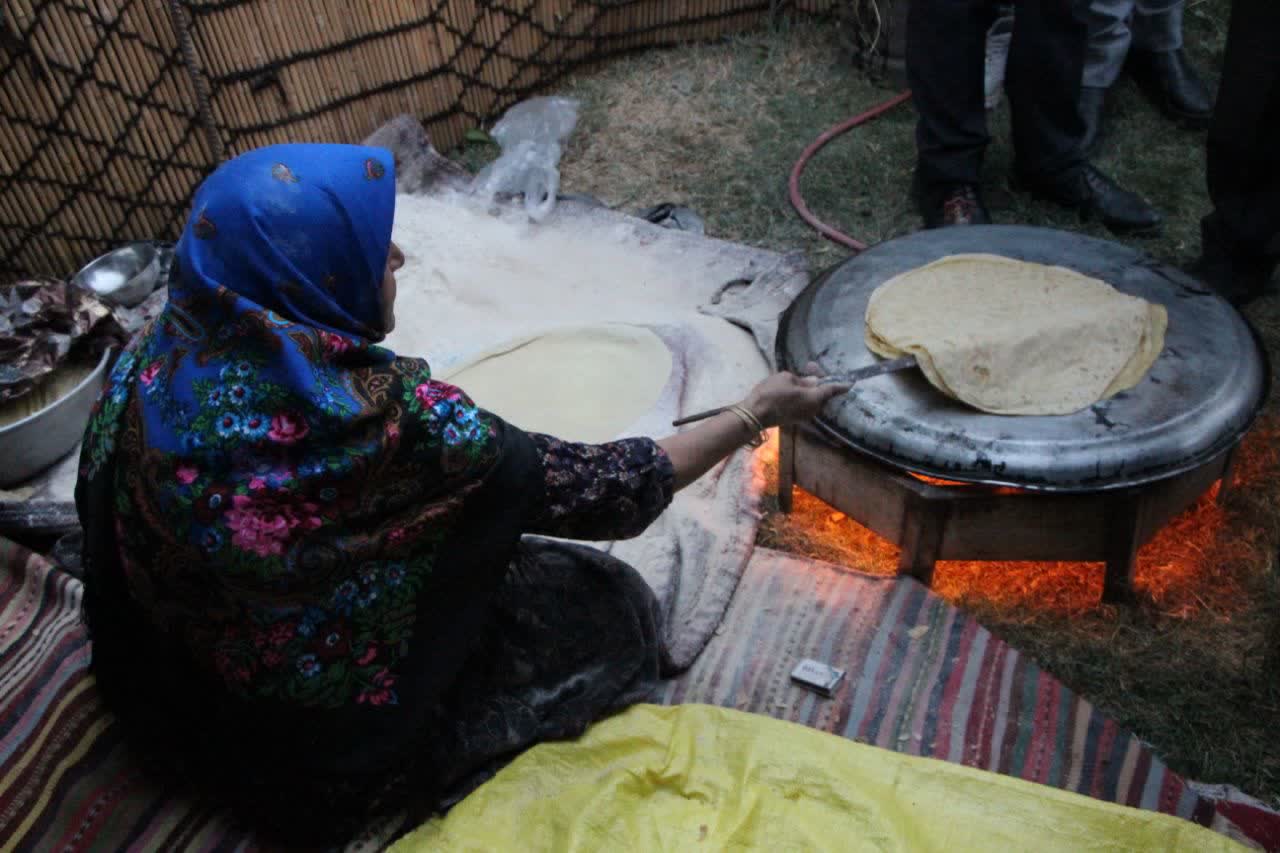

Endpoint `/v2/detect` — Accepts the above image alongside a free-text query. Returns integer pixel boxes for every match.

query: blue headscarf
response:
[78,143,500,709]
[94,143,405,461]
[178,144,394,340]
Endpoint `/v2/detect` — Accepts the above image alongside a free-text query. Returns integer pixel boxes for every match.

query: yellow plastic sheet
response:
[393,704,1242,852]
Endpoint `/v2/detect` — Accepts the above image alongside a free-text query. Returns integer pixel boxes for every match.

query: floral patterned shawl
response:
[77,145,545,795]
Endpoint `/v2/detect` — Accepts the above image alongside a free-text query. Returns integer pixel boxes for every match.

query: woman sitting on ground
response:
[76,143,845,844]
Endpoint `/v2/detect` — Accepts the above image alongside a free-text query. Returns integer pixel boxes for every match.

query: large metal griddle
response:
[776,226,1268,602]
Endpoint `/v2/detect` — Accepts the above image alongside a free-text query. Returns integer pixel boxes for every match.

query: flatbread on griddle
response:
[864,254,1167,416]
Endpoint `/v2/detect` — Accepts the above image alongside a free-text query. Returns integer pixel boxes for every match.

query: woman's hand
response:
[742,362,850,429]
[657,362,848,492]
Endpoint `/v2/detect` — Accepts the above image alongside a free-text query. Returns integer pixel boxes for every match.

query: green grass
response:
[459,0,1232,265]
[453,0,1280,806]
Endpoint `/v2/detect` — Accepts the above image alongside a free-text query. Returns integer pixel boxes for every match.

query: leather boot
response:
[1126,48,1214,128]
[914,178,992,229]
[1019,163,1162,235]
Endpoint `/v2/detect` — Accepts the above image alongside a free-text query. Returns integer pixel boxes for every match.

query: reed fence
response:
[0,0,836,279]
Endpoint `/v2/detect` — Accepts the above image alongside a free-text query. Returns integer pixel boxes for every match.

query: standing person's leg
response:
[907,0,994,227]
[1079,0,1135,154]
[1127,0,1212,126]
[1194,0,1280,304]
[1130,0,1181,51]
[1005,0,1089,180]
[1084,0,1135,89]
[1010,0,1162,234]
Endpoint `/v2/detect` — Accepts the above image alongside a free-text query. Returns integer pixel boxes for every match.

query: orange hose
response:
[788,91,913,252]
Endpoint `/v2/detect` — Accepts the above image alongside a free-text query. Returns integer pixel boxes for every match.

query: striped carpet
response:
[657,549,1279,849]
[3,538,1277,851]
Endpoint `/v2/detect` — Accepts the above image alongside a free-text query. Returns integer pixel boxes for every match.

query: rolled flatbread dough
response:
[864,254,1167,415]
[443,324,673,443]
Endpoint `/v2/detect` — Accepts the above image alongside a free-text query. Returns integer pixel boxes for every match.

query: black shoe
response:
[1126,48,1213,128]
[1019,163,1162,235]
[1079,86,1107,158]
[916,182,992,229]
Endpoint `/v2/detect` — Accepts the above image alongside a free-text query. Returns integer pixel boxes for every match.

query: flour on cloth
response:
[384,191,799,668]
[865,254,1168,415]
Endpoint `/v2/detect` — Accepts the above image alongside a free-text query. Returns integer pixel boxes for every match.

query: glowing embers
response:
[907,471,1022,496]
[769,483,1240,617]
[768,418,1277,611]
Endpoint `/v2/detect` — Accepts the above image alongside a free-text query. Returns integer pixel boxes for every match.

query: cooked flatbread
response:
[864,254,1167,415]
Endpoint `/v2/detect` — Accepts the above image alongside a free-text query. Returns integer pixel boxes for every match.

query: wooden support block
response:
[1217,447,1239,505]
[1102,490,1143,604]
[778,425,796,514]
[785,422,1232,606]
[897,496,948,586]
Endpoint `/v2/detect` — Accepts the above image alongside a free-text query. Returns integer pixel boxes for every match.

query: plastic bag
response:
[470,96,580,222]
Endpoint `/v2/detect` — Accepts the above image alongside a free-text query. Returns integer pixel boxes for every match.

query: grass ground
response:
[456,0,1280,805]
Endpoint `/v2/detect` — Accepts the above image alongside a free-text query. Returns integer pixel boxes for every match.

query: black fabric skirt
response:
[420,537,666,812]
[86,534,664,847]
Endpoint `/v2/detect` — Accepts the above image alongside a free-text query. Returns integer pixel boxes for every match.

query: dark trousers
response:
[908,0,1090,189]
[1204,0,1280,263]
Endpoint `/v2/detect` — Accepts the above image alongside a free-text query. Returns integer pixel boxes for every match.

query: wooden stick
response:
[672,406,728,427]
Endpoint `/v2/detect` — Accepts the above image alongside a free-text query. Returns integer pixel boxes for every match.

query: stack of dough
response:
[864,254,1167,415]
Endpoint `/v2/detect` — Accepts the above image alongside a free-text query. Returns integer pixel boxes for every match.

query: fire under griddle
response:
[776,226,1267,603]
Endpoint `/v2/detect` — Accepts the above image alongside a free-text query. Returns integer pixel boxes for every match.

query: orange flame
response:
[759,418,1280,618]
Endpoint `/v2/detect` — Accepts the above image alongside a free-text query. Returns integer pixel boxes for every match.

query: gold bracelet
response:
[727,404,767,448]
[730,404,766,433]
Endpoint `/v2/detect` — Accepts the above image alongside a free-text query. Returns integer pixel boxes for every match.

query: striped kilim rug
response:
[656,549,1280,850]
[4,538,1278,851]
[657,549,1170,801]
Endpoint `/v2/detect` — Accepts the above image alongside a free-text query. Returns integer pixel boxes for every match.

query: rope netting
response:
[0,0,836,281]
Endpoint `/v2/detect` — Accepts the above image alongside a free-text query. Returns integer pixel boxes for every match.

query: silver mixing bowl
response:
[0,348,112,488]
[72,242,161,308]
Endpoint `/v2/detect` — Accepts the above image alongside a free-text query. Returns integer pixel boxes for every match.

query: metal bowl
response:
[72,243,161,308]
[0,348,112,488]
